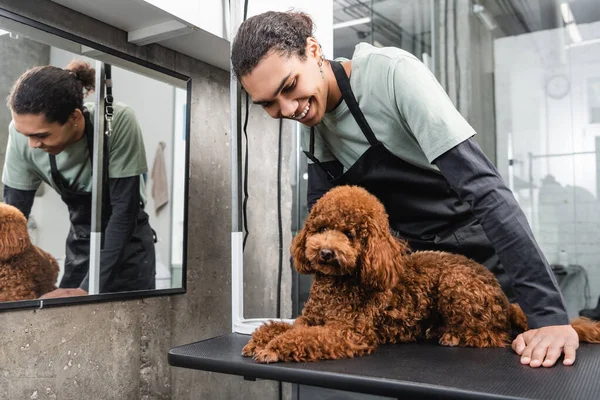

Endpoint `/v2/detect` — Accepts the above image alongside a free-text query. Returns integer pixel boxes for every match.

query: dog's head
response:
[291,185,407,291]
[0,203,30,261]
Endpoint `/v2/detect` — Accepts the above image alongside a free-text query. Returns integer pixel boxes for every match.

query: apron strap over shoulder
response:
[330,60,378,146]
[301,60,381,181]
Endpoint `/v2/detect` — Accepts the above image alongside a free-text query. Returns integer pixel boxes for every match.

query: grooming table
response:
[168,333,600,399]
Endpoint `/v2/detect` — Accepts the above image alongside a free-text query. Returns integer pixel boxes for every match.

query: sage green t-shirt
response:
[303,43,476,172]
[2,102,148,200]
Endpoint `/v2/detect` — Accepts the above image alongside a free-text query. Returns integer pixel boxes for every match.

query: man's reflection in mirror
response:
[2,60,156,298]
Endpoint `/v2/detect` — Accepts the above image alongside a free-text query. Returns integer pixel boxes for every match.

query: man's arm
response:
[79,176,140,292]
[434,138,578,368]
[3,185,36,219]
[433,137,568,328]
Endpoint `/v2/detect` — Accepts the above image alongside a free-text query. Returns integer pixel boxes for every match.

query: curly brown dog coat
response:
[243,185,600,363]
[0,203,59,301]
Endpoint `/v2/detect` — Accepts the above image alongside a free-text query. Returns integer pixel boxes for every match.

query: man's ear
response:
[306,37,321,59]
[69,108,83,125]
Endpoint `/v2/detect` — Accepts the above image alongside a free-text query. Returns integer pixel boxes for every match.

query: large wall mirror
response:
[0,9,189,309]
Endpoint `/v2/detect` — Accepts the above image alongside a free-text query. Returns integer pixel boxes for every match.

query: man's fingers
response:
[512,334,525,355]
[563,341,579,366]
[529,338,552,368]
[542,345,563,368]
[519,334,542,365]
[513,329,537,355]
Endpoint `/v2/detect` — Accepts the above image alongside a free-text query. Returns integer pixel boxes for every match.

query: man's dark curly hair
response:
[231,11,314,80]
[7,60,96,125]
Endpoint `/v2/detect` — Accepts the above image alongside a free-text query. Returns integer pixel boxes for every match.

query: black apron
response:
[50,109,156,293]
[304,61,514,300]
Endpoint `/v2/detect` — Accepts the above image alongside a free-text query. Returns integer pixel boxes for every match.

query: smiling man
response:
[231,10,579,369]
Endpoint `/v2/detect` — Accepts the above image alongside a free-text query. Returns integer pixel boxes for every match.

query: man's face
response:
[241,46,328,127]
[12,111,80,155]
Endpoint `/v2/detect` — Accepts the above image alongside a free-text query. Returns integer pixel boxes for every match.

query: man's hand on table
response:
[512,324,579,367]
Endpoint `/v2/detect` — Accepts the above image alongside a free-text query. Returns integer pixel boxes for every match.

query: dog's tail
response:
[571,317,600,343]
[509,303,528,331]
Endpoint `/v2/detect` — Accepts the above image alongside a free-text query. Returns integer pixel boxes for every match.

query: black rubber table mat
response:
[169,333,600,400]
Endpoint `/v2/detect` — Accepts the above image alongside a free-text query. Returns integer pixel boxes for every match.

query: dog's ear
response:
[0,204,30,260]
[360,224,406,291]
[290,223,314,274]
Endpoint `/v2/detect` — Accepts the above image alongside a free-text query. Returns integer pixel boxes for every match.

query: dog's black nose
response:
[320,248,334,261]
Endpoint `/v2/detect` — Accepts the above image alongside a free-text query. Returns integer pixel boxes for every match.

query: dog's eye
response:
[318,227,328,233]
[344,230,354,240]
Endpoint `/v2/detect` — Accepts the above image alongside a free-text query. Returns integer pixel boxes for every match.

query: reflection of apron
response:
[49,110,156,293]
[304,61,515,300]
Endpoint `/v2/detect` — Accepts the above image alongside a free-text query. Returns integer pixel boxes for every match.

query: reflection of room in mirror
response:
[0,21,188,303]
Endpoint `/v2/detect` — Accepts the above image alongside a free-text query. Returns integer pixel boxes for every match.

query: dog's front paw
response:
[439,333,460,347]
[241,341,256,357]
[253,348,280,363]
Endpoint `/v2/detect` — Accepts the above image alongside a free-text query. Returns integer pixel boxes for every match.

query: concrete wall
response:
[0,0,284,398]
[0,35,49,194]
[241,109,295,319]
[239,0,333,320]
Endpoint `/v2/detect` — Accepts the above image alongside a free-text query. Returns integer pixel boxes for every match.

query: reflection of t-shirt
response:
[2,102,148,199]
[303,42,476,172]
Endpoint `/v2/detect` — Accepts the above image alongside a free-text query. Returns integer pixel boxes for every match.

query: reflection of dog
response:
[243,185,600,363]
[0,203,59,301]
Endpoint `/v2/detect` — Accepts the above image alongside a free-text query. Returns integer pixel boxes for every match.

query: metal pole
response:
[89,60,106,295]
[230,6,243,232]
[295,124,302,240]
[292,123,302,317]
[230,0,244,332]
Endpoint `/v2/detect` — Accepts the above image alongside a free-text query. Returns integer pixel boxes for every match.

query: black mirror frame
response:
[0,7,191,311]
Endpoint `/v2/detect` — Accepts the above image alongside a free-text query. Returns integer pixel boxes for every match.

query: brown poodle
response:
[0,203,59,301]
[243,185,600,363]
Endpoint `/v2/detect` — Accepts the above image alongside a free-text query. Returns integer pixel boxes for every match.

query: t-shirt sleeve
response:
[107,105,148,178]
[1,122,42,191]
[392,56,476,163]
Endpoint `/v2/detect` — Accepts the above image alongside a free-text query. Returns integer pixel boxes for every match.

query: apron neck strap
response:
[330,60,378,146]
[83,109,94,165]
[303,127,335,179]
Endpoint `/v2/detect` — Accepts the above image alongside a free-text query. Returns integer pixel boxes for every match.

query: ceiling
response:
[333,0,431,58]
[482,0,600,36]
[332,0,600,58]
[49,0,230,70]
[45,0,600,70]
[51,0,170,32]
